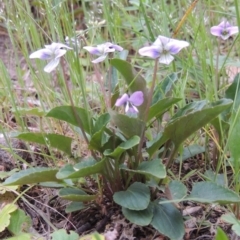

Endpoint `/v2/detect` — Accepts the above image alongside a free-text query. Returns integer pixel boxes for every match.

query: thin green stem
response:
[137,58,159,162]
[82,38,109,109]
[214,39,220,100]
[60,59,89,144]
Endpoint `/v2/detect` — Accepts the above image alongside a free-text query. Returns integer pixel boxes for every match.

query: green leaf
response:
[0,204,17,232]
[6,233,32,240]
[110,58,148,119]
[189,182,240,203]
[120,158,166,179]
[222,213,240,236]
[8,209,31,235]
[110,111,145,138]
[65,202,85,213]
[106,66,118,93]
[152,73,178,103]
[4,168,59,186]
[56,158,106,179]
[122,202,154,226]
[89,113,110,151]
[104,136,140,159]
[146,132,169,157]
[164,99,232,147]
[113,182,150,210]
[16,133,73,155]
[228,111,240,168]
[51,229,79,240]
[225,73,240,111]
[89,131,106,151]
[204,170,225,186]
[93,113,110,134]
[59,188,96,202]
[175,144,205,163]
[151,200,184,240]
[215,227,229,240]
[168,180,187,201]
[148,97,181,122]
[46,106,92,134]
[171,100,207,121]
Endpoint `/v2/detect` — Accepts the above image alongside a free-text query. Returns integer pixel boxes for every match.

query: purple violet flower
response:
[29,42,72,73]
[138,35,189,65]
[210,21,239,40]
[83,42,123,63]
[115,91,144,113]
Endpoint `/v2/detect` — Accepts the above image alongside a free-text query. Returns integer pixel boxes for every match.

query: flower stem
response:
[137,58,159,162]
[214,38,220,100]
[82,38,109,109]
[60,59,89,143]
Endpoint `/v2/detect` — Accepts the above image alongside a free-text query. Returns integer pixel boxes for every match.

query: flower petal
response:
[159,53,174,65]
[102,43,116,53]
[155,35,172,46]
[44,58,60,73]
[125,102,130,113]
[29,49,52,60]
[110,43,123,51]
[104,42,123,52]
[55,49,67,59]
[218,21,231,28]
[45,42,72,50]
[138,46,161,59]
[83,46,102,55]
[56,42,73,50]
[220,34,231,40]
[228,26,239,36]
[92,54,108,63]
[129,91,144,106]
[115,93,129,106]
[166,39,189,55]
[127,105,138,114]
[210,26,223,37]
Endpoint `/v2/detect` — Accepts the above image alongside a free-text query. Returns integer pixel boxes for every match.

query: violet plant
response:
[210,21,239,40]
[115,91,144,114]
[4,21,240,240]
[83,42,123,63]
[29,42,72,73]
[210,20,239,98]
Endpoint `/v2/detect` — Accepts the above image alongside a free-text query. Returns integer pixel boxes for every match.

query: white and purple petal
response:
[159,53,174,65]
[125,102,130,113]
[55,49,67,59]
[44,42,72,51]
[228,26,239,36]
[210,26,223,37]
[92,54,108,63]
[138,46,161,59]
[156,35,172,46]
[129,91,144,106]
[115,93,129,107]
[83,46,102,55]
[220,33,231,40]
[127,105,138,114]
[166,40,189,55]
[110,44,123,52]
[29,49,52,60]
[44,58,60,73]
[218,21,231,28]
[103,45,116,53]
